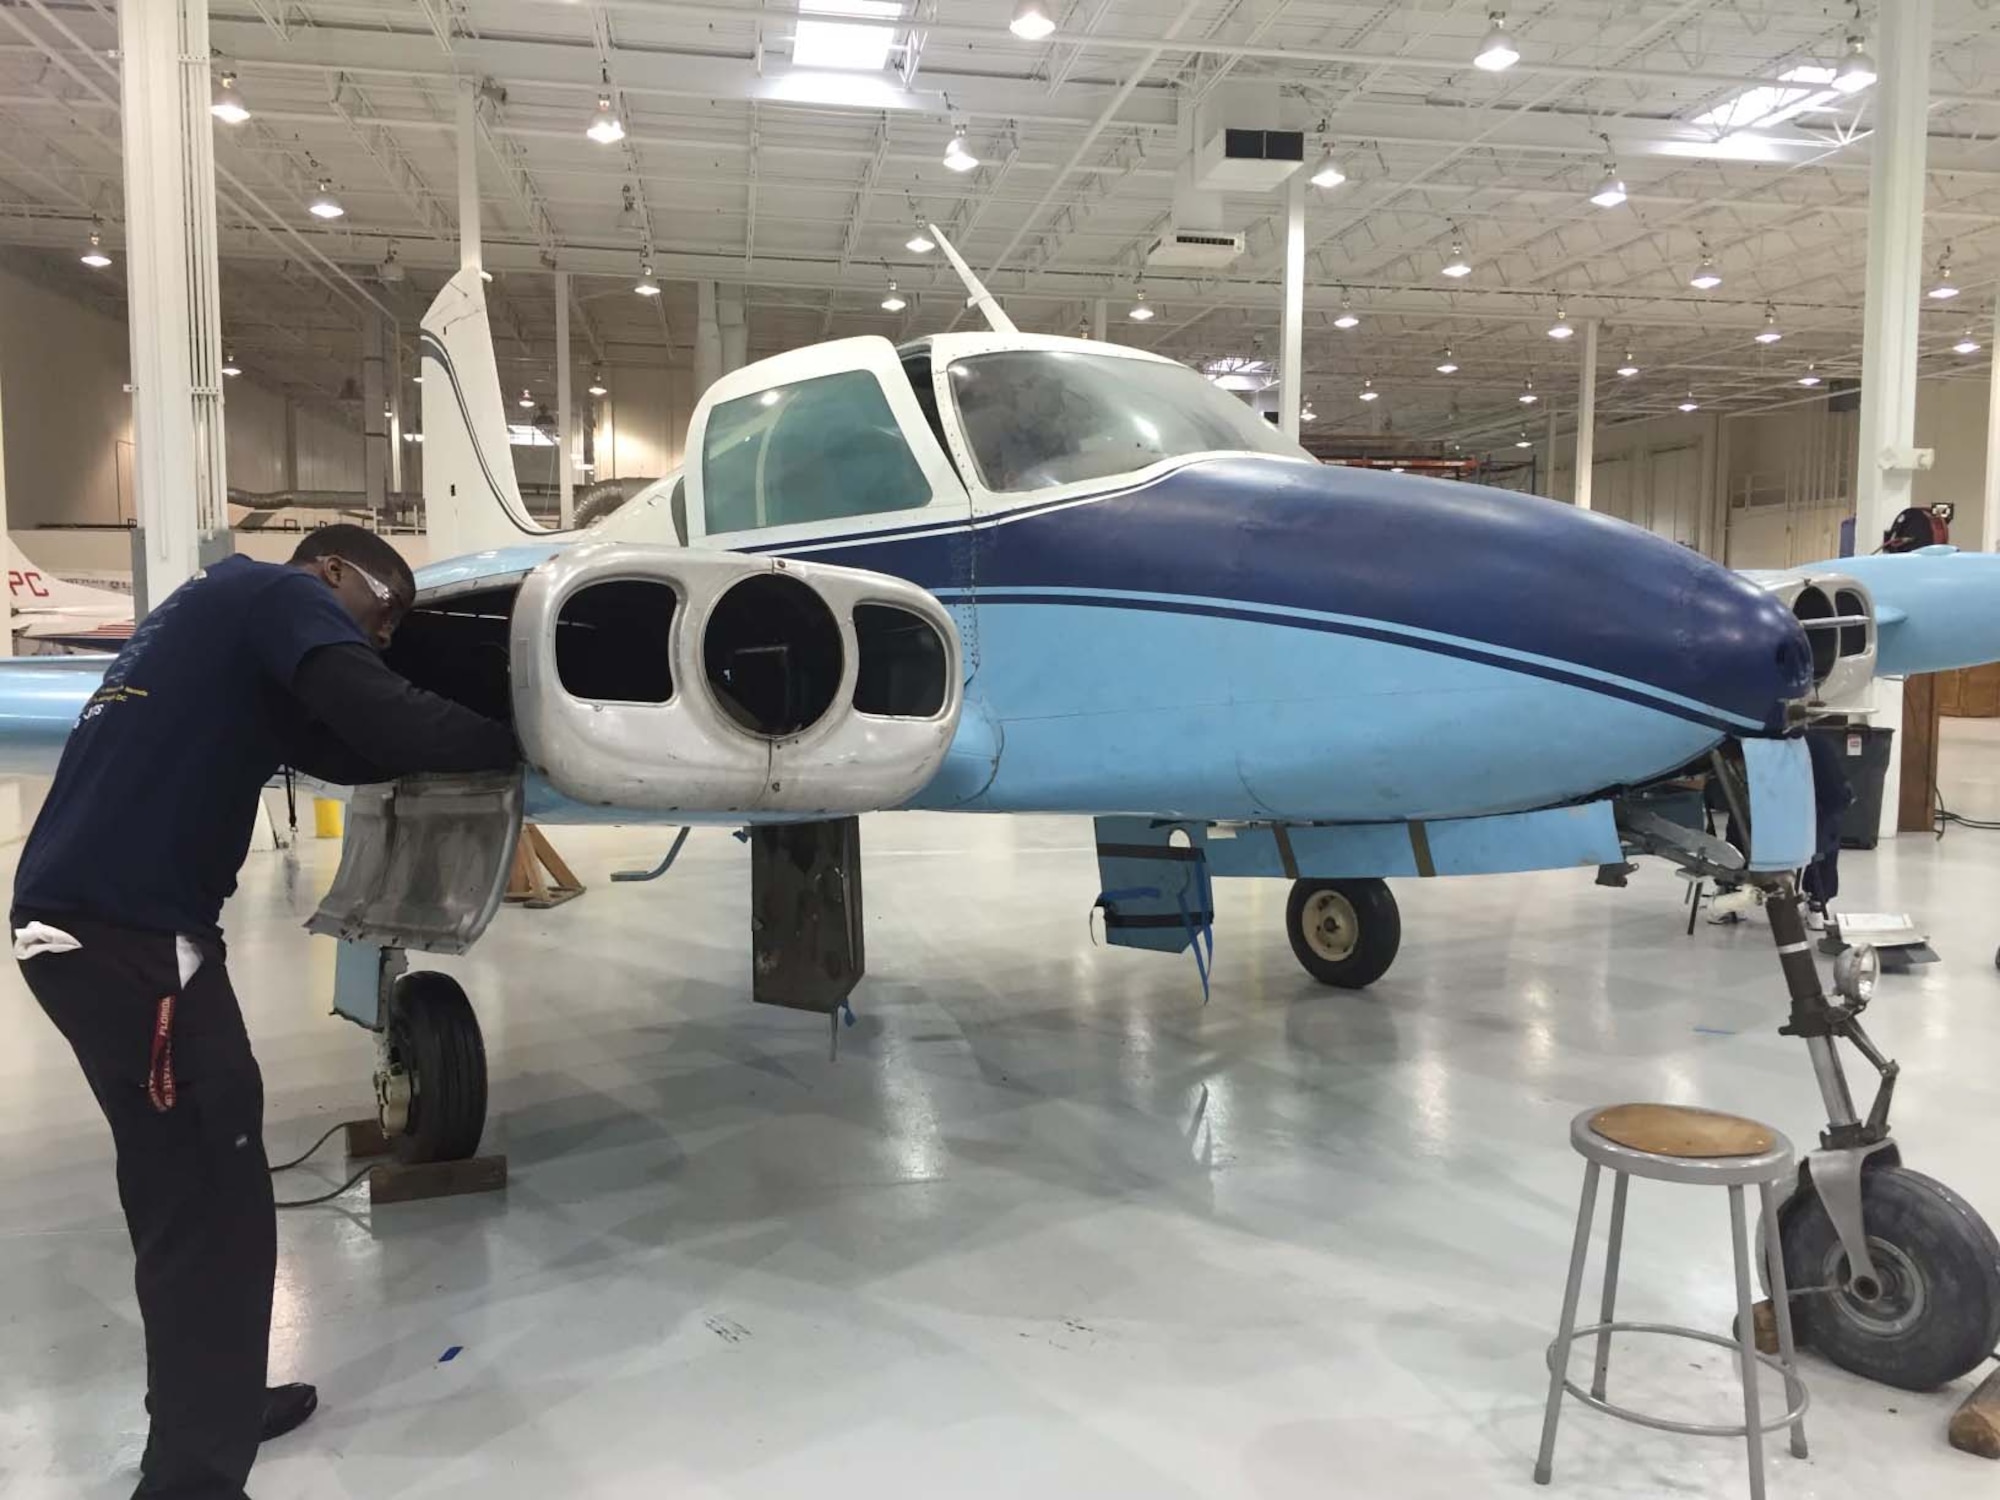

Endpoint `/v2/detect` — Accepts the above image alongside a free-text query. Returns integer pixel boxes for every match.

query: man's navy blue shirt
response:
[15,556,368,939]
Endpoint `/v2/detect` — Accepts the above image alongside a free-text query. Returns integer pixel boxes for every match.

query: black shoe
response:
[262,1383,318,1443]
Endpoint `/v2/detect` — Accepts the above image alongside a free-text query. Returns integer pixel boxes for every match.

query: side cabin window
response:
[702,369,931,534]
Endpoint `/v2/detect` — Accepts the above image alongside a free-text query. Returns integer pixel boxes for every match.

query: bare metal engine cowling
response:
[1744,569,1877,713]
[509,541,962,814]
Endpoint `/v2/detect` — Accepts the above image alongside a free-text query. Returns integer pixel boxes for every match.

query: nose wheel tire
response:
[382,971,488,1165]
[1285,878,1402,989]
[1779,1164,2000,1390]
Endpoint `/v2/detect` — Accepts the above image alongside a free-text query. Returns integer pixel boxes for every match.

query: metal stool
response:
[1534,1104,1810,1499]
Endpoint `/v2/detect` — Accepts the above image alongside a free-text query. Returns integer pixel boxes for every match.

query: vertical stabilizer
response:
[422,267,550,555]
[930,225,1018,334]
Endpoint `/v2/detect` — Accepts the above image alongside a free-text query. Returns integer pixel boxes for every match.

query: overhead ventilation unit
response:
[1146,229,1247,268]
[1194,128,1306,191]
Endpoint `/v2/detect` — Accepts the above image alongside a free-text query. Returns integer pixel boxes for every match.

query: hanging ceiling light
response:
[1440,238,1472,278]
[943,124,979,174]
[80,220,112,269]
[210,71,249,125]
[1474,10,1520,71]
[480,268,494,282]
[1127,286,1154,322]
[1954,330,1983,356]
[1333,294,1359,330]
[1436,346,1459,374]
[1358,378,1380,402]
[378,243,404,283]
[1009,0,1056,41]
[1547,304,1574,340]
[1616,348,1640,378]
[634,260,661,296]
[1518,378,1538,405]
[1928,252,1959,299]
[588,370,609,396]
[518,388,535,409]
[1833,33,1877,95]
[1678,390,1700,412]
[906,222,936,254]
[1798,364,1823,387]
[1589,162,1627,209]
[1515,431,1534,449]
[616,185,641,236]
[307,179,344,220]
[1754,305,1783,344]
[881,279,907,312]
[220,351,242,377]
[1689,246,1721,290]
[1300,400,1317,424]
[587,77,626,145]
[1309,148,1346,189]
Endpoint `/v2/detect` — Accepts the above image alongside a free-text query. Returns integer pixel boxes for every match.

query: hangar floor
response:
[4,725,2000,1499]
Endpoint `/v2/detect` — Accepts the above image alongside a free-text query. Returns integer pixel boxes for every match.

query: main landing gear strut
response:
[1759,879,2000,1390]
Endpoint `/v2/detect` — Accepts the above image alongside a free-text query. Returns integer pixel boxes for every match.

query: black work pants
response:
[17,914,275,1500]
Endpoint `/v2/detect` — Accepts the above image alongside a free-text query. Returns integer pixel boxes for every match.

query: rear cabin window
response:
[702,369,932,534]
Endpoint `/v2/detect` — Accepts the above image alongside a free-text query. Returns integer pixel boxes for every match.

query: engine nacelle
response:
[509,541,962,814]
[1746,569,1877,713]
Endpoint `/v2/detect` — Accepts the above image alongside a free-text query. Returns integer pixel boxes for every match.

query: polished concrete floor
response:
[4,729,2000,1498]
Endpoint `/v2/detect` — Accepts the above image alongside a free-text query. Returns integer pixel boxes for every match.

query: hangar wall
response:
[0,261,134,530]
[589,364,697,482]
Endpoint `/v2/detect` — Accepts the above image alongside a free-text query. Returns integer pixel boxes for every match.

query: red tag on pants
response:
[146,994,176,1113]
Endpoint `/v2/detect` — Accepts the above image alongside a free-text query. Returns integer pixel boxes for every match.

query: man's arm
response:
[287,642,516,782]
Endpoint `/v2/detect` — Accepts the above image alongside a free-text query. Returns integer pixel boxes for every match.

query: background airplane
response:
[5,539,132,653]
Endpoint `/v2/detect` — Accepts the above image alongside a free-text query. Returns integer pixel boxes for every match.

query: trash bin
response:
[1811,723,1894,849]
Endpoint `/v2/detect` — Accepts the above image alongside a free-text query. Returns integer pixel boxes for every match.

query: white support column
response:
[695,280,722,395]
[555,270,574,529]
[387,324,404,500]
[1854,0,1933,840]
[362,309,388,519]
[1982,293,2000,553]
[1279,173,1305,440]
[0,347,10,656]
[1574,319,1599,510]
[118,0,227,612]
[1546,399,1560,499]
[457,83,482,272]
[1091,298,1107,342]
[719,286,747,373]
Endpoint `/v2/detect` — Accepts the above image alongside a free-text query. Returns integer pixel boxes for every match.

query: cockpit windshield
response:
[945,348,1310,494]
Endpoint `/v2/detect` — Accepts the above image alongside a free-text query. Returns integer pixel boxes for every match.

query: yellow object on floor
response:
[313,797,344,839]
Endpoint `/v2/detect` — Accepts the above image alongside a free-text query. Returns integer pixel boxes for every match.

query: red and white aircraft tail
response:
[7,539,133,652]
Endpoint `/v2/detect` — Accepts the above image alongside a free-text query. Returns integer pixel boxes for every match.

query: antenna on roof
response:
[929,223,1017,334]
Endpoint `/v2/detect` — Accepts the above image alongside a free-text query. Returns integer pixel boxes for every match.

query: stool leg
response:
[1535,1161,1601,1486]
[1759,1180,1810,1460]
[1728,1185,1768,1500]
[1590,1172,1629,1401]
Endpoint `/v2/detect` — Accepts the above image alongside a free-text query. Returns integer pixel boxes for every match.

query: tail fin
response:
[421,267,559,556]
[6,539,129,611]
[930,224,1017,334]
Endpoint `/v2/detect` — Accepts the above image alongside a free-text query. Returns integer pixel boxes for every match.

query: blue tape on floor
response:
[439,1346,463,1363]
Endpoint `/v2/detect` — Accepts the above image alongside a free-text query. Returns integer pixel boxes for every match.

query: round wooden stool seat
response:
[1589,1104,1776,1161]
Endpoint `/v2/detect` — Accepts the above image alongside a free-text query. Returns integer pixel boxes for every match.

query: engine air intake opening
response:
[556,579,677,704]
[1790,585,1838,686]
[383,585,517,725]
[703,573,843,737]
[853,604,948,718]
[1835,589,1868,660]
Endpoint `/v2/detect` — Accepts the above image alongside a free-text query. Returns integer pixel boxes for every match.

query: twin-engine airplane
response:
[5,539,132,653]
[5,232,2000,1391]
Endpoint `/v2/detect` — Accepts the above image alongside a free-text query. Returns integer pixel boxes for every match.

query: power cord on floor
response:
[1935,788,2000,838]
[269,1120,372,1210]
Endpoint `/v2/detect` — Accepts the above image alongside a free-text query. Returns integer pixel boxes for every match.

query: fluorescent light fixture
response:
[1128,287,1154,322]
[634,262,661,296]
[80,226,111,268]
[1928,255,1958,299]
[211,72,249,125]
[881,279,907,312]
[1589,165,1627,208]
[794,0,901,72]
[906,225,935,253]
[1358,379,1379,402]
[1754,307,1783,344]
[519,388,535,409]
[1798,364,1822,387]
[1009,0,1056,41]
[1954,332,1982,356]
[405,431,423,443]
[1333,297,1359,330]
[1689,252,1721,290]
[1389,466,1405,474]
[1518,379,1538,405]
[411,373,423,384]
[1692,65,1840,135]
[307,180,344,220]
[1309,150,1346,189]
[1547,306,1574,340]
[1833,35,1877,95]
[1441,240,1472,278]
[588,371,609,396]
[943,124,979,173]
[1515,435,1533,448]
[1436,347,1459,374]
[587,93,625,145]
[220,351,242,377]
[1678,391,1700,412]
[1474,11,1519,71]
[1616,349,1639,378]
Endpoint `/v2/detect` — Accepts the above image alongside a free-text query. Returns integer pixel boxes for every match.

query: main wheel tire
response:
[1285,878,1401,989]
[386,971,488,1165]
[1780,1164,2000,1390]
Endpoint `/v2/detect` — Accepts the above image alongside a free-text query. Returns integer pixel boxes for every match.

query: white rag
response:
[13,921,80,962]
